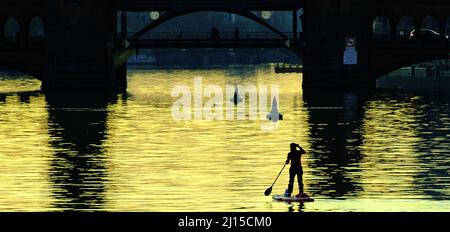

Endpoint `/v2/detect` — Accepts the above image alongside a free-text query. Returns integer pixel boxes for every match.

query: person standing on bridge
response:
[177,29,183,41]
[234,27,240,40]
[211,27,220,41]
[284,143,309,198]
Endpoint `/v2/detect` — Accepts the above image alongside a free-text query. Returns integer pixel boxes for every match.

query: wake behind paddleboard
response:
[272,194,315,203]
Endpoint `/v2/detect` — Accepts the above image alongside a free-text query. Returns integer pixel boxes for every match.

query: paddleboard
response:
[272,194,315,203]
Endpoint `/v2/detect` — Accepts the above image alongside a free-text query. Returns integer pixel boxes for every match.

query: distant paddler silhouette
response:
[230,84,243,105]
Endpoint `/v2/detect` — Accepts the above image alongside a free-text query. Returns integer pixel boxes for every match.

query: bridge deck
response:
[112,0,301,11]
[372,40,450,49]
[131,39,288,49]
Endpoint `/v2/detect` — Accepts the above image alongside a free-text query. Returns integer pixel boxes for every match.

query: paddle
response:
[264,163,287,196]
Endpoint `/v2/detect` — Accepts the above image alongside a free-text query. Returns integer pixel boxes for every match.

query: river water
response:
[0,66,449,212]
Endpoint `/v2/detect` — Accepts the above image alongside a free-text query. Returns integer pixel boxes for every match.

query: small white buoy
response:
[266,97,283,122]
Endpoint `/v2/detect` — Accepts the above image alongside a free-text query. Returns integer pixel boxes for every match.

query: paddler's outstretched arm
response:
[286,153,290,164]
[298,145,306,154]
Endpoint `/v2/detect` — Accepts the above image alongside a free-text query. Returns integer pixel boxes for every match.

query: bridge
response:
[301,0,450,88]
[0,0,449,92]
[0,0,46,81]
[127,31,295,49]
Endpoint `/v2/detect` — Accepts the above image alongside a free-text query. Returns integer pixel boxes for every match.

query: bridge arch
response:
[378,58,450,81]
[4,17,21,44]
[128,8,289,42]
[397,16,415,39]
[371,48,450,80]
[372,15,391,41]
[28,16,45,44]
[421,15,440,32]
[0,15,44,80]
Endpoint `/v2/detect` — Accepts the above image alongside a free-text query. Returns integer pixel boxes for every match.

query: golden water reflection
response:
[0,67,449,212]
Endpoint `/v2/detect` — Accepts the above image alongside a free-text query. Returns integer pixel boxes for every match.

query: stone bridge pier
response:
[42,0,127,92]
[301,0,450,90]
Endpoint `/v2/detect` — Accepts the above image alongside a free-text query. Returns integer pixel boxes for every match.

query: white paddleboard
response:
[272,194,315,203]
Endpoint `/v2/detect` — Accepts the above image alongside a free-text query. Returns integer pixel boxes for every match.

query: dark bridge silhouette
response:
[0,0,449,92]
[0,0,46,80]
[128,31,294,49]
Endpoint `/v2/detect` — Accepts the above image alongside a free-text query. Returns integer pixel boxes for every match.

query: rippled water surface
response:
[0,67,449,212]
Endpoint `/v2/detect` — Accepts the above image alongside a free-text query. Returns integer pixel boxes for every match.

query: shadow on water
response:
[45,93,118,211]
[0,90,41,103]
[302,89,373,198]
[407,92,450,200]
[364,90,450,200]
[288,203,305,212]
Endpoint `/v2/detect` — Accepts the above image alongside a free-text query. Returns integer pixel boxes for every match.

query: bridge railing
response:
[28,36,45,45]
[372,38,450,49]
[4,36,19,44]
[1,37,20,50]
[1,36,45,50]
[124,31,297,41]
